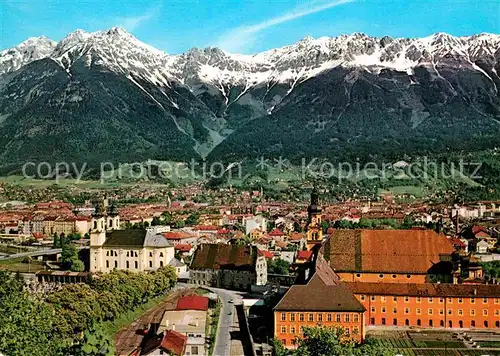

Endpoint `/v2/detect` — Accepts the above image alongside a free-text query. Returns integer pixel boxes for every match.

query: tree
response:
[268,258,291,275]
[71,259,85,272]
[293,326,393,356]
[271,338,287,356]
[185,213,200,226]
[173,219,185,228]
[72,323,114,356]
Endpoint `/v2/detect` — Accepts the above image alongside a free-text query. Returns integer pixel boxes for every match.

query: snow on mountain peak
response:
[0,36,57,76]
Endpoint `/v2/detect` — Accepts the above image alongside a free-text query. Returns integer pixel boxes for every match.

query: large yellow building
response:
[89,207,174,273]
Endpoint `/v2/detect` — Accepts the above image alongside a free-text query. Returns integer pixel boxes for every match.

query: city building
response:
[274,255,366,348]
[322,229,457,283]
[189,244,267,290]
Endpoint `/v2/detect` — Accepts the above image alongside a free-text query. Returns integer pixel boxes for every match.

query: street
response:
[208,287,244,356]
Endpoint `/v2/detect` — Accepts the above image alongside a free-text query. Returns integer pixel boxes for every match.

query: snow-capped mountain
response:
[0,28,499,169]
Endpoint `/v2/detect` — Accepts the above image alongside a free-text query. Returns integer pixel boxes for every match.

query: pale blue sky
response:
[1,0,499,54]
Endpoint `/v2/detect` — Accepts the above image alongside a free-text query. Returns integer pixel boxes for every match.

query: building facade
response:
[189,244,267,290]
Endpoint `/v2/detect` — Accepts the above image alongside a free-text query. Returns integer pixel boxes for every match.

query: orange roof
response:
[193,225,218,231]
[475,231,490,238]
[175,243,193,252]
[258,250,274,259]
[269,228,284,236]
[162,232,194,240]
[297,250,313,261]
[324,229,455,274]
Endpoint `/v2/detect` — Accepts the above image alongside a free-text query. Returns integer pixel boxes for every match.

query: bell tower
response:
[90,201,106,247]
[306,187,323,250]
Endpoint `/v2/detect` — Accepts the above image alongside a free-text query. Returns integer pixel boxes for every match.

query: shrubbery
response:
[0,267,177,356]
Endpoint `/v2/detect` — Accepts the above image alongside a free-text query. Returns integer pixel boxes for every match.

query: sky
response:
[1,0,499,54]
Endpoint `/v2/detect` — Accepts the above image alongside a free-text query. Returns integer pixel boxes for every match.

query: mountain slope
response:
[0,29,499,170]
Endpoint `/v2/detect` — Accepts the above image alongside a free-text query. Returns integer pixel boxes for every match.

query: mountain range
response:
[0,27,499,171]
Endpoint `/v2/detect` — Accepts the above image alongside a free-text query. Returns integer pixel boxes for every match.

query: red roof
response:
[217,228,231,234]
[475,231,490,238]
[297,250,313,261]
[163,232,193,240]
[176,295,209,311]
[450,238,466,248]
[193,225,218,231]
[269,228,284,236]
[175,243,193,252]
[472,225,486,234]
[258,250,274,259]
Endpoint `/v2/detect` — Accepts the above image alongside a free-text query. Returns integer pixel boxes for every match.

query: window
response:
[353,327,359,335]
[381,318,386,325]
[439,297,444,303]
[308,314,314,322]
[439,309,444,315]
[353,314,359,322]
[290,313,295,322]
[381,307,386,313]
[371,306,376,313]
[471,298,475,304]
[447,297,452,304]
[281,326,286,334]
[378,274,384,278]
[393,308,397,314]
[405,308,410,315]
[495,310,499,316]
[483,298,488,304]
[470,309,475,316]
[299,313,305,322]
[191,346,199,355]
[448,310,452,315]
[471,320,475,327]
[160,261,163,267]
[149,261,153,268]
[360,295,366,301]
[484,321,489,328]
[327,313,332,322]
[416,297,421,303]
[381,296,386,302]
[106,260,109,268]
[406,274,411,279]
[345,327,350,336]
[370,296,376,301]
[281,313,286,321]
[345,314,350,322]
[495,298,500,304]
[483,309,488,316]
[417,319,421,326]
[356,273,361,278]
[114,261,118,268]
[428,308,433,315]
[336,314,341,322]
[393,319,397,326]
[405,319,409,326]
[149,252,153,257]
[126,261,130,268]
[393,297,398,302]
[160,252,164,257]
[134,261,138,269]
[416,308,421,315]
[429,320,433,327]
[458,309,463,316]
[317,314,323,322]
[458,298,463,304]
[404,296,409,303]
[428,297,433,303]
[290,326,296,334]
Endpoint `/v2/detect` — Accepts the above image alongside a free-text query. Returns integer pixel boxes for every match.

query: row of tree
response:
[0,266,177,356]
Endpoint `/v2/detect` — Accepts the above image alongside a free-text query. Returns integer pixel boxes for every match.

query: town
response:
[1,182,499,356]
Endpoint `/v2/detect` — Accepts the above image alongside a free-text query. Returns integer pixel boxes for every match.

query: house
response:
[139,329,188,356]
[176,295,209,312]
[189,244,267,290]
[323,229,456,283]
[158,309,207,356]
[274,256,365,348]
[244,215,267,235]
[295,250,313,264]
[476,240,489,254]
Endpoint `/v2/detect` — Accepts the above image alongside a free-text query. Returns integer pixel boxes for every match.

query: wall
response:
[356,294,500,329]
[274,311,364,348]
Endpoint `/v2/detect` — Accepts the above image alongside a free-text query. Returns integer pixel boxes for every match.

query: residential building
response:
[189,244,267,290]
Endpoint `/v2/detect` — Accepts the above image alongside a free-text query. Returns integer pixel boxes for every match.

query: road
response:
[208,287,244,356]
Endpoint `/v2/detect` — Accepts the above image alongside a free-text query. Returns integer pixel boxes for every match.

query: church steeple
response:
[306,186,323,250]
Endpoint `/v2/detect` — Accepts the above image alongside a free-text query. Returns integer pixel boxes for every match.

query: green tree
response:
[72,323,114,356]
[268,258,291,275]
[185,213,200,226]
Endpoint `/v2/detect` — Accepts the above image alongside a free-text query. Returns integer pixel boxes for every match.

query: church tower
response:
[306,187,323,250]
[90,201,106,247]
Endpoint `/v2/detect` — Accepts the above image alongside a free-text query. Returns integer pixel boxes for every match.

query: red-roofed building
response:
[140,329,187,355]
[258,250,275,260]
[163,232,197,245]
[268,228,285,237]
[175,244,194,255]
[296,250,313,263]
[176,295,209,312]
